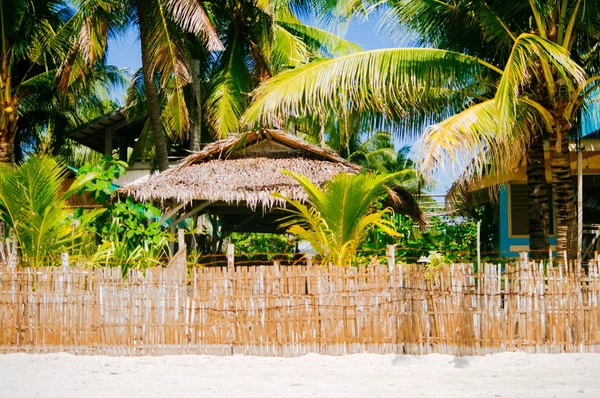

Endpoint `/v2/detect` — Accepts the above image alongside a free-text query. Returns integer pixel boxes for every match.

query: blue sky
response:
[106,16,392,100]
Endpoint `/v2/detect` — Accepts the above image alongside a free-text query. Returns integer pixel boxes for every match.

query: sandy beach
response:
[1,352,599,397]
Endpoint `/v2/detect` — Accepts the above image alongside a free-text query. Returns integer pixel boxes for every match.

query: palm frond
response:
[272,24,311,71]
[0,157,96,266]
[205,36,250,138]
[164,0,224,51]
[276,21,362,57]
[276,169,422,266]
[495,33,586,133]
[242,47,500,134]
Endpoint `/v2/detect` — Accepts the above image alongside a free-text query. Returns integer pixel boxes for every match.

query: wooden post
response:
[227,243,235,269]
[519,251,528,268]
[61,252,69,267]
[476,220,482,271]
[548,248,553,268]
[305,253,313,267]
[104,127,113,156]
[387,245,396,272]
[178,229,185,251]
[273,260,280,273]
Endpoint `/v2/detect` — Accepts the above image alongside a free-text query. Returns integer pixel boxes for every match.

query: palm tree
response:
[275,170,424,266]
[78,1,359,167]
[198,0,362,140]
[0,0,124,164]
[0,157,100,266]
[66,0,224,171]
[243,1,599,257]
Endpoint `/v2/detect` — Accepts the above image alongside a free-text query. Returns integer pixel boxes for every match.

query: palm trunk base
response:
[0,141,15,164]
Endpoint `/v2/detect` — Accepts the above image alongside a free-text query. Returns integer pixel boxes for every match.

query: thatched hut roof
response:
[121,130,361,209]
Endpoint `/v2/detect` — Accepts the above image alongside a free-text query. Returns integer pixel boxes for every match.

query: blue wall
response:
[498,185,556,257]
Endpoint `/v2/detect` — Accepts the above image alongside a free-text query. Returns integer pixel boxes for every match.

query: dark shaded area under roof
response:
[69,109,144,154]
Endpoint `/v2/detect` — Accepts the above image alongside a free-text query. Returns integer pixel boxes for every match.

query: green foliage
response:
[276,171,406,266]
[361,208,496,264]
[76,155,128,203]
[75,157,172,271]
[229,233,296,260]
[91,219,171,275]
[0,156,102,266]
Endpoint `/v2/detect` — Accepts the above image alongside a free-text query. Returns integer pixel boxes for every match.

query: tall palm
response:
[276,170,424,266]
[243,1,598,256]
[201,0,362,139]
[79,1,358,167]
[68,0,224,171]
[0,0,123,164]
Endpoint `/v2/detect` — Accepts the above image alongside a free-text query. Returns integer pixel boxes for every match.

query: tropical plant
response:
[243,0,600,258]
[0,0,125,164]
[74,157,173,270]
[229,232,296,260]
[0,156,101,266]
[76,155,128,203]
[91,218,171,274]
[275,170,424,266]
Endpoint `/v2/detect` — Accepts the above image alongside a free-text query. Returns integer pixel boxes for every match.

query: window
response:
[509,184,555,236]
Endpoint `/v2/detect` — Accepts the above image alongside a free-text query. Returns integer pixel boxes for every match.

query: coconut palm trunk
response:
[526,131,550,259]
[0,105,17,164]
[0,43,16,164]
[549,122,577,258]
[189,58,202,152]
[137,0,170,172]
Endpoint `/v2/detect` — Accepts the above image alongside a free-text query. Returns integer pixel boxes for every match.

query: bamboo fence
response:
[1,258,600,356]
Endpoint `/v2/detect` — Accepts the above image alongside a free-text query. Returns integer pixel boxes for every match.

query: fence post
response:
[548,248,553,267]
[61,252,69,267]
[476,220,482,271]
[387,245,396,272]
[178,228,185,251]
[305,253,313,267]
[519,251,528,268]
[227,243,235,270]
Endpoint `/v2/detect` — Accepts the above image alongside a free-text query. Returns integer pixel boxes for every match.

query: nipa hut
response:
[121,130,362,238]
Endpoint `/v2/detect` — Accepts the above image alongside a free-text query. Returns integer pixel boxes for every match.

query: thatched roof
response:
[121,130,361,209]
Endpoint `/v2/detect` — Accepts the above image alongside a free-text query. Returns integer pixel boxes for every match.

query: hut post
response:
[387,245,396,272]
[305,253,313,267]
[61,252,69,268]
[227,244,235,270]
[104,127,113,156]
[178,229,185,252]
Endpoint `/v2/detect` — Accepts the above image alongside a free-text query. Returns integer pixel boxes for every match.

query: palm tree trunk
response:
[189,58,202,152]
[0,55,16,165]
[526,131,550,260]
[549,124,577,259]
[0,138,14,164]
[137,0,170,172]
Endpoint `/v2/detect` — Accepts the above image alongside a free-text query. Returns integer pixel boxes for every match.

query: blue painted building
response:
[471,138,600,258]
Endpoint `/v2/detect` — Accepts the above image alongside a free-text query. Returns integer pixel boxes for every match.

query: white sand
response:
[1,352,599,397]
